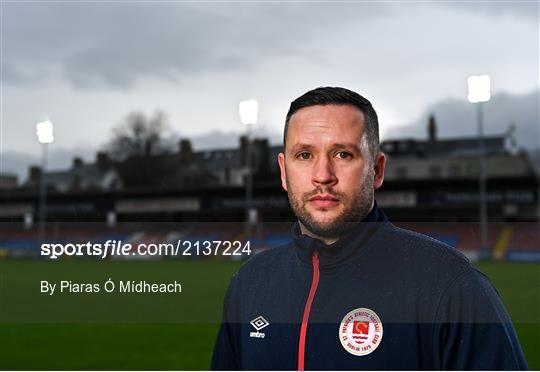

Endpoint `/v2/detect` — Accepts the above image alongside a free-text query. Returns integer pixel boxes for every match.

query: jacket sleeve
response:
[433,269,528,370]
[211,274,241,370]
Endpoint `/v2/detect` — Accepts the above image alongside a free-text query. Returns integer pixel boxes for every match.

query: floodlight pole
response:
[476,102,489,259]
[38,142,49,242]
[245,123,253,238]
[239,99,258,242]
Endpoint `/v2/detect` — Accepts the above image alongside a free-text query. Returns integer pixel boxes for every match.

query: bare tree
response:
[107,111,171,161]
[105,111,174,189]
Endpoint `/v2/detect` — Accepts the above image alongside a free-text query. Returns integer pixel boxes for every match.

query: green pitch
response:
[0,260,537,370]
[476,262,540,370]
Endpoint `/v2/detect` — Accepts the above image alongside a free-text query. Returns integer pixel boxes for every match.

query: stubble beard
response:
[286,167,375,239]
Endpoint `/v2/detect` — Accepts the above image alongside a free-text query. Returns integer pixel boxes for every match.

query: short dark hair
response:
[284,87,380,160]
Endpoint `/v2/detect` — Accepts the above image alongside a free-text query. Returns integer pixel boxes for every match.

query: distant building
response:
[0,174,18,189]
[193,136,274,186]
[21,116,537,192]
[2,118,538,223]
[25,153,122,192]
[381,116,533,181]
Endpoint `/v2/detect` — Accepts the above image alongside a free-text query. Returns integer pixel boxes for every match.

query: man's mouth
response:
[308,194,340,208]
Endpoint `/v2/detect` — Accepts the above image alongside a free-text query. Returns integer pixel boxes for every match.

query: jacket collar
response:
[292,200,389,271]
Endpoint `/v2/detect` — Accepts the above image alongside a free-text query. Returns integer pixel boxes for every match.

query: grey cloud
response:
[4,2,391,89]
[2,63,30,84]
[444,2,538,23]
[389,89,540,151]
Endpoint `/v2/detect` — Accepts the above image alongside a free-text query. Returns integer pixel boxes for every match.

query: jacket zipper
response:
[297,250,320,371]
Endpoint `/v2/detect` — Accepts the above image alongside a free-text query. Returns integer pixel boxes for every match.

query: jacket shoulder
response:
[383,223,475,272]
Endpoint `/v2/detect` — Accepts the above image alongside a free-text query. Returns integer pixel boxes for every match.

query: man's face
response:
[278,104,386,239]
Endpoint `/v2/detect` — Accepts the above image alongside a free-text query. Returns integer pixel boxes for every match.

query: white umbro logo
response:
[250,315,269,338]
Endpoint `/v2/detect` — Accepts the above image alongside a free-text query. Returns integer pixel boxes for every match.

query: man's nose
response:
[311,156,337,186]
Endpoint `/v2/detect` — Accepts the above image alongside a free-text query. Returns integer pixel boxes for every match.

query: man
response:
[211,87,527,370]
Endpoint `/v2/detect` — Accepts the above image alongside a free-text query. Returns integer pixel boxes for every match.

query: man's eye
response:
[297,152,311,160]
[336,151,352,159]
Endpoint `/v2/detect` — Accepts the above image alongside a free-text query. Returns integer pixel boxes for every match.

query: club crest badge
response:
[339,308,383,356]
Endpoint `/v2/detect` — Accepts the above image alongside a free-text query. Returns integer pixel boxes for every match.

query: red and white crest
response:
[339,308,383,356]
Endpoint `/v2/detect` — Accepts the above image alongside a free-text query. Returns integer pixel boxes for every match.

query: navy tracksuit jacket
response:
[211,203,527,370]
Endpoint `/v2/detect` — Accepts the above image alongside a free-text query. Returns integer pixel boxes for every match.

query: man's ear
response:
[277,152,288,191]
[373,152,386,190]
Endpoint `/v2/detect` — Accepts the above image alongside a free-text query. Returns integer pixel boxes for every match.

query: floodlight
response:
[36,120,54,144]
[467,75,491,103]
[238,99,259,125]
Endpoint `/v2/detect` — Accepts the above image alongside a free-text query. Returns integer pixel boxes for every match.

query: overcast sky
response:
[1,1,538,179]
